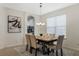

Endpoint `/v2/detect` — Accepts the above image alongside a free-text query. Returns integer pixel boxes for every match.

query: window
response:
[47,15,66,35]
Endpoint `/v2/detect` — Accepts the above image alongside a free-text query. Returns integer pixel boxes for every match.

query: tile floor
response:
[0,45,79,56]
[14,45,79,56]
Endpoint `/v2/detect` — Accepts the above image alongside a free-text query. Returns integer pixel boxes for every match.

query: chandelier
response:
[36,3,45,25]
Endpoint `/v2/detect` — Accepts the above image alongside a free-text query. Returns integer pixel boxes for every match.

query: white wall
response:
[0,7,26,48]
[4,8,25,47]
[0,5,41,49]
[0,6,7,49]
[43,4,79,50]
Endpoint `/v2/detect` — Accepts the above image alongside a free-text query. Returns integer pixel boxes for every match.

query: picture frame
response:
[8,15,21,33]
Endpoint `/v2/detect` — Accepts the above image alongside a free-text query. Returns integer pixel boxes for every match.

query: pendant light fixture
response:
[36,3,45,25]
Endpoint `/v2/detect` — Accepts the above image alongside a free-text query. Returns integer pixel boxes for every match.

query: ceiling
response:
[1,3,76,15]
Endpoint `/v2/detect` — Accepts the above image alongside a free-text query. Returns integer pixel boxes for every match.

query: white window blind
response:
[47,15,66,35]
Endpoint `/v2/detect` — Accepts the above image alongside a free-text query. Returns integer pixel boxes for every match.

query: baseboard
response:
[3,43,25,49]
[63,46,79,52]
[0,46,5,49]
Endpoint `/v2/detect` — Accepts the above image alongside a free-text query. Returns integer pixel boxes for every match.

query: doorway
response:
[27,16,35,34]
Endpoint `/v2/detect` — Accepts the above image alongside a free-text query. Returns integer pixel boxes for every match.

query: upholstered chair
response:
[30,35,41,56]
[47,35,64,56]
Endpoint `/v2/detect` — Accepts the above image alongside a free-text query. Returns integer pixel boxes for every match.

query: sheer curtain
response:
[47,14,66,35]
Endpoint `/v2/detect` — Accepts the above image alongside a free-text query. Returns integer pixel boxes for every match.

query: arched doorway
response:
[27,16,35,34]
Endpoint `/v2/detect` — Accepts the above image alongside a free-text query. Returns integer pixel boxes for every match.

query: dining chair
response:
[30,34,41,56]
[25,34,31,51]
[25,33,33,51]
[47,35,64,56]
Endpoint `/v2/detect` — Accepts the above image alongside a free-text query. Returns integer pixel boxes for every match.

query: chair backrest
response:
[56,35,64,49]
[30,35,37,49]
[25,34,31,49]
[27,33,33,35]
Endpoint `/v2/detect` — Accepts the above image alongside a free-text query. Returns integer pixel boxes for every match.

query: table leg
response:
[42,42,48,55]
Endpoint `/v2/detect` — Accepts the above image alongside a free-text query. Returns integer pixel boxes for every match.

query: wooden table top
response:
[36,36,58,42]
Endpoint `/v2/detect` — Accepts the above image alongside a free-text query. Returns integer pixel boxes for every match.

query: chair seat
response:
[47,44,56,49]
[47,35,64,56]
[53,41,57,45]
[37,44,42,48]
[33,44,42,49]
[47,44,62,49]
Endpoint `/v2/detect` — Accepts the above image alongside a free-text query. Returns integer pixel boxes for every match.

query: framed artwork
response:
[8,15,21,33]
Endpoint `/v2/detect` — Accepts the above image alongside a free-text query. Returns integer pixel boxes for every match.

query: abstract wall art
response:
[8,15,21,33]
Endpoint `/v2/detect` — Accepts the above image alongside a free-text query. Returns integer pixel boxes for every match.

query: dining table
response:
[36,35,58,55]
